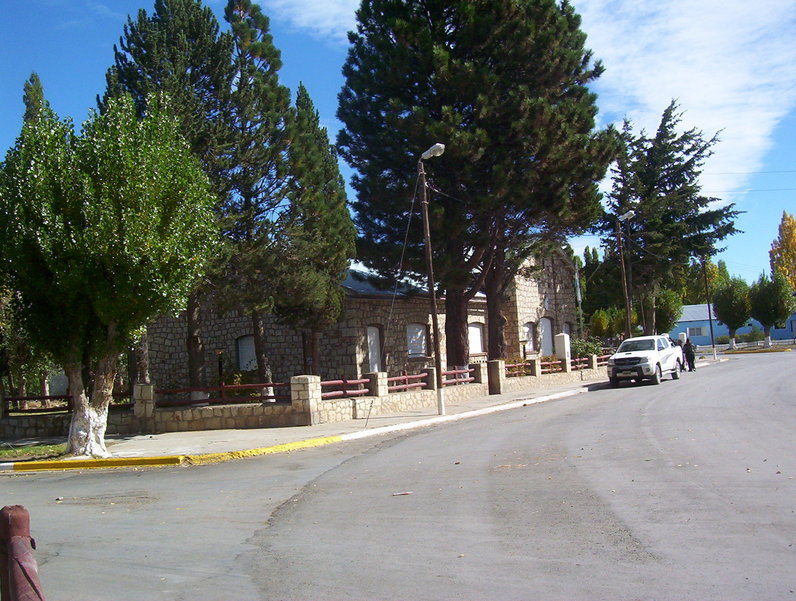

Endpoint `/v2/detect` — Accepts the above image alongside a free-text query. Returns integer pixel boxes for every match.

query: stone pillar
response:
[588,354,598,370]
[529,357,541,377]
[290,375,321,426]
[470,363,487,384]
[555,333,572,373]
[487,360,505,395]
[133,384,155,419]
[365,372,388,397]
[422,367,437,391]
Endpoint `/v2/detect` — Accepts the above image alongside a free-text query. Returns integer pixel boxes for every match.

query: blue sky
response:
[2,0,795,284]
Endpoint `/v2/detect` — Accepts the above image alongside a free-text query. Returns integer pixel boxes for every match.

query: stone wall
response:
[505,252,578,357]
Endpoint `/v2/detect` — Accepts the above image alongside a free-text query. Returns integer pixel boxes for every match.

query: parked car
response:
[606,335,683,387]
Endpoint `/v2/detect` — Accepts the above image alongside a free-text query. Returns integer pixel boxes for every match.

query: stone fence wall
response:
[1,358,606,440]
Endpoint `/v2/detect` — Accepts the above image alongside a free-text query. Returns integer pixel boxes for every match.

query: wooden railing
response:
[155,382,290,407]
[442,367,475,386]
[320,377,370,399]
[387,372,427,393]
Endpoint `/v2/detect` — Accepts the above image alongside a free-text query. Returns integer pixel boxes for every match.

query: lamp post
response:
[614,210,635,339]
[418,142,446,416]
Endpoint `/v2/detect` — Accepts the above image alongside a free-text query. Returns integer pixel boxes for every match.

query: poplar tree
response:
[0,95,217,456]
[769,210,796,288]
[272,83,356,373]
[712,277,751,349]
[338,0,616,366]
[604,102,740,334]
[749,272,795,346]
[102,0,234,390]
[217,0,292,384]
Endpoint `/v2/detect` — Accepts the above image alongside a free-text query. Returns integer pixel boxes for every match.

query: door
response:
[367,326,382,373]
[539,317,554,356]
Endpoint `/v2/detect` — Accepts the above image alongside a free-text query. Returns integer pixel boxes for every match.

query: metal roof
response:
[342,269,426,299]
[679,304,714,322]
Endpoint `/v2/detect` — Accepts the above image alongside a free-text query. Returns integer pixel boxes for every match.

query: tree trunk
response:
[485,268,508,360]
[186,291,206,389]
[66,354,117,457]
[251,310,274,399]
[444,289,470,367]
[728,329,737,350]
[39,373,50,408]
[134,331,151,385]
[302,330,322,376]
[642,292,657,335]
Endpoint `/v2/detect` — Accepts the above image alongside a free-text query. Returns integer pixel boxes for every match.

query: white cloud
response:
[576,0,796,201]
[260,0,358,44]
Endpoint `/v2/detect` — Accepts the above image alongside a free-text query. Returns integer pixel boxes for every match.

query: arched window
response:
[523,322,537,353]
[468,322,485,354]
[367,325,383,372]
[406,323,428,358]
[236,335,257,371]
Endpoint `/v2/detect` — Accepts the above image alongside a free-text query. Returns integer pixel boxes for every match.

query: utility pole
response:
[614,214,634,339]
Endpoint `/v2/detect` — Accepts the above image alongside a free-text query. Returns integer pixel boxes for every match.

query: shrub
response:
[571,336,603,358]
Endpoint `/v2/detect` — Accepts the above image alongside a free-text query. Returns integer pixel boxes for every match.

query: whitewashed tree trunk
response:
[764,335,772,348]
[65,354,117,457]
[728,335,737,350]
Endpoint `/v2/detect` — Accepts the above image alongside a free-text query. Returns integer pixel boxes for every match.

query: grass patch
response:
[0,442,68,461]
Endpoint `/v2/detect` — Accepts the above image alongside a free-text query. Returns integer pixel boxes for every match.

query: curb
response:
[2,387,588,473]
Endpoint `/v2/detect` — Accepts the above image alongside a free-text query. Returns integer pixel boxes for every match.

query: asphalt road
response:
[3,352,794,600]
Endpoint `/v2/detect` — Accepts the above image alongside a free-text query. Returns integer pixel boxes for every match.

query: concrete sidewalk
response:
[1,381,597,473]
[1,357,724,473]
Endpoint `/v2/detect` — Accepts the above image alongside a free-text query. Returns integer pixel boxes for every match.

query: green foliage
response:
[712,277,751,337]
[603,101,740,332]
[769,210,796,289]
[654,288,683,334]
[22,72,48,123]
[0,94,217,366]
[589,308,611,338]
[337,0,617,364]
[740,325,765,343]
[570,336,603,358]
[271,84,356,333]
[677,258,731,305]
[749,272,795,335]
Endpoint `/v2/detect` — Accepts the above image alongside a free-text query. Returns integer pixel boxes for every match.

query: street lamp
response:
[615,210,635,339]
[418,142,446,416]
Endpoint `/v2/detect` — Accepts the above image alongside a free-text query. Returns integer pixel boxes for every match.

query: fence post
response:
[0,505,46,601]
[588,354,598,370]
[529,357,541,377]
[487,360,505,395]
[470,363,487,384]
[290,375,321,426]
[365,372,388,398]
[133,384,155,419]
[422,367,437,391]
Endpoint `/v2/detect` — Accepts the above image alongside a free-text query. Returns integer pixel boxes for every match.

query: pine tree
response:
[749,272,795,346]
[338,0,616,365]
[769,210,796,288]
[217,0,292,385]
[270,84,356,374]
[604,102,740,334]
[102,0,234,389]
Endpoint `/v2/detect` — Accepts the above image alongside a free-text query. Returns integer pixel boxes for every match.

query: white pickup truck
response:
[606,335,683,387]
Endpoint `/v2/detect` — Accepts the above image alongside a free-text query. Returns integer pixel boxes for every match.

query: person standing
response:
[683,338,697,372]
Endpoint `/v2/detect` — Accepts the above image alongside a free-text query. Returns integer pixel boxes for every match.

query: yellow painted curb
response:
[12,455,184,471]
[183,435,344,465]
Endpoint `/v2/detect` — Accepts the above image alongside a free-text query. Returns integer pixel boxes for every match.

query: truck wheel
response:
[651,365,662,385]
[672,362,681,379]
[609,377,620,388]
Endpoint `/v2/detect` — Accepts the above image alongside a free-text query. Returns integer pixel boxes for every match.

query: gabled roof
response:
[342,269,426,299]
[679,303,715,322]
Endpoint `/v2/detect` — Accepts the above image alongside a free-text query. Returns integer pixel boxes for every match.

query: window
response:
[367,326,383,373]
[406,323,428,358]
[236,335,257,371]
[468,323,485,354]
[687,326,706,338]
[523,322,536,353]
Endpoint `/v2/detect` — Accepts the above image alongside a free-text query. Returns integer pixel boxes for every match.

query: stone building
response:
[146,253,577,389]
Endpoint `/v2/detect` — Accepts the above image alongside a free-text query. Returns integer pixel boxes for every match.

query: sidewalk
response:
[1,357,723,473]
[1,381,596,473]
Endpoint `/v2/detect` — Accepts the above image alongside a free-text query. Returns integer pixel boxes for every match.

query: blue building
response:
[669,304,796,346]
